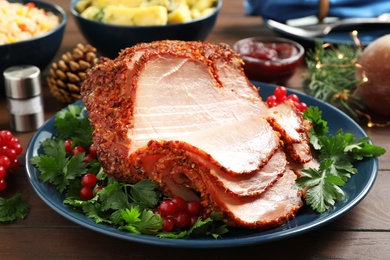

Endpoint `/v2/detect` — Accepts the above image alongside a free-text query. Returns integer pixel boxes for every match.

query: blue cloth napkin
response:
[245,0,390,23]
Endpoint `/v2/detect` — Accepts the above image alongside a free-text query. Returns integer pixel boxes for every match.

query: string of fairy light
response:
[312,30,390,128]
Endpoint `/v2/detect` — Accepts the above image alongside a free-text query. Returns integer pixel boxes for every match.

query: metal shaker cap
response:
[3,65,41,99]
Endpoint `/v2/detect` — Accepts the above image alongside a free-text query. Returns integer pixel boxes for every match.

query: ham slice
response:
[205,167,303,229]
[81,40,313,230]
[266,102,312,163]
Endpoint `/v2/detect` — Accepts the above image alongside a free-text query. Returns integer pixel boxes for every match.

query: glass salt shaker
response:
[3,65,45,132]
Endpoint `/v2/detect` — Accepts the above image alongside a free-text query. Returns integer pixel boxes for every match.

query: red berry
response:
[0,178,7,192]
[186,200,201,216]
[84,153,95,163]
[0,146,7,156]
[159,199,176,217]
[0,131,12,146]
[188,215,199,228]
[80,186,93,200]
[6,149,17,161]
[88,144,97,158]
[12,143,23,155]
[267,101,278,108]
[287,94,299,103]
[298,102,308,112]
[0,155,11,169]
[171,196,186,212]
[64,140,73,153]
[10,136,20,144]
[162,216,175,232]
[0,166,6,179]
[81,173,98,188]
[71,145,85,155]
[173,211,190,228]
[8,159,20,174]
[266,95,277,103]
[293,101,308,112]
[274,86,287,101]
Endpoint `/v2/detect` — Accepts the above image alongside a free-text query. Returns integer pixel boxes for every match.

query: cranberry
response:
[171,196,186,212]
[71,145,85,155]
[188,215,199,228]
[186,200,201,216]
[162,216,175,232]
[80,186,93,200]
[81,173,98,188]
[64,139,73,153]
[173,211,190,228]
[159,199,177,217]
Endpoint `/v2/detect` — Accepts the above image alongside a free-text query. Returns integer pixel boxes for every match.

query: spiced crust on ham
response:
[81,40,314,230]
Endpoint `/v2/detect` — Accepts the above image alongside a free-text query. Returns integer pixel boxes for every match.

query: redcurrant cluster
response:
[266,86,308,112]
[154,196,209,232]
[0,130,23,192]
[64,140,103,200]
[64,140,98,163]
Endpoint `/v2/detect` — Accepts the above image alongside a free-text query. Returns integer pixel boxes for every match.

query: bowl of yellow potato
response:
[70,0,222,58]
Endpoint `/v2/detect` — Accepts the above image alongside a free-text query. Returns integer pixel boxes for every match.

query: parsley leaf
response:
[303,106,328,150]
[0,193,29,222]
[54,104,93,147]
[300,107,387,213]
[120,207,163,235]
[129,180,161,208]
[30,139,88,193]
[295,159,345,213]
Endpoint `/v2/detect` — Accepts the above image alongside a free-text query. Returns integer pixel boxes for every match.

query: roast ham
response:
[81,40,313,230]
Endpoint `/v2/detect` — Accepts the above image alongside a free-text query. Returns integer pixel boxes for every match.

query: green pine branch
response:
[303,40,364,120]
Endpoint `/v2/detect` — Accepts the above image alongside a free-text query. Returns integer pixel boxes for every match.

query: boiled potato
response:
[186,0,214,11]
[80,6,103,20]
[92,0,143,8]
[77,0,216,25]
[201,7,215,16]
[168,5,191,23]
[133,6,168,25]
[75,0,92,13]
[103,5,168,25]
[140,0,185,11]
[190,8,201,19]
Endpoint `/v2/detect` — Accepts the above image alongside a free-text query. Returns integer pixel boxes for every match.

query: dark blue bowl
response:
[0,1,67,91]
[70,0,222,58]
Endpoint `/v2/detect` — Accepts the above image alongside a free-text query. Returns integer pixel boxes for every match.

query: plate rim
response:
[25,82,378,248]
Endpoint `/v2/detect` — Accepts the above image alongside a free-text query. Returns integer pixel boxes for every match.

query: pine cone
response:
[47,43,98,104]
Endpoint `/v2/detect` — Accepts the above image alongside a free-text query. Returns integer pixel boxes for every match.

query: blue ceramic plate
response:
[263,17,389,46]
[25,82,378,248]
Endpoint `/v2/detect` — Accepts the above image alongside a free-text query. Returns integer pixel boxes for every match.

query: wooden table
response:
[1,1,389,259]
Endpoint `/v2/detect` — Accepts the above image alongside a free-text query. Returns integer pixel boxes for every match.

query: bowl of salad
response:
[0,0,67,90]
[70,0,221,58]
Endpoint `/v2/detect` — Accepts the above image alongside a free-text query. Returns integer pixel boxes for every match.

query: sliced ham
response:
[81,40,313,230]
[205,167,303,229]
[266,102,312,163]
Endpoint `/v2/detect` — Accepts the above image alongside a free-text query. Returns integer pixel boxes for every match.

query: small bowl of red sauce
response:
[233,37,304,85]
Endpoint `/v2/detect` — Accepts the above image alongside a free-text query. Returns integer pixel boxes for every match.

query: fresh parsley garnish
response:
[297,107,386,213]
[0,193,29,222]
[30,139,88,193]
[54,104,93,148]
